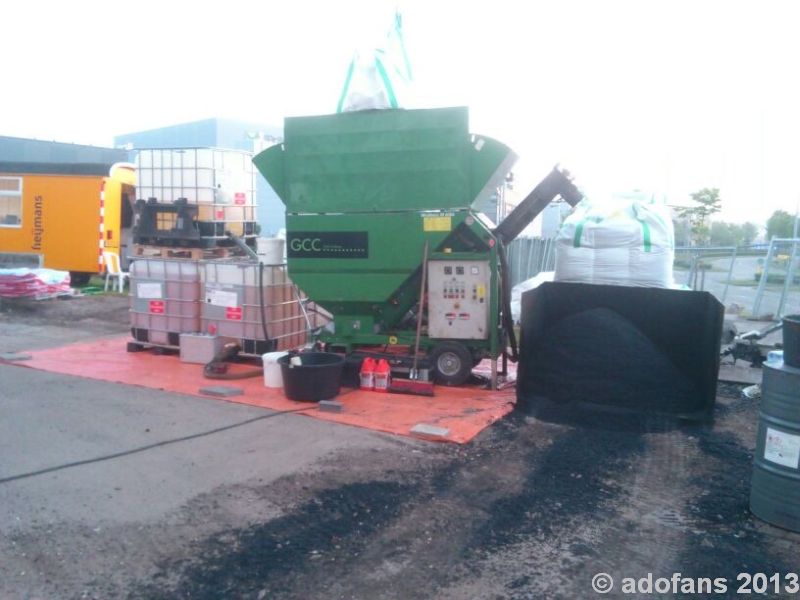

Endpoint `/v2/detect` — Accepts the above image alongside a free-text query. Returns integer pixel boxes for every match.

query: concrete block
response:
[318,400,344,413]
[199,385,244,398]
[180,334,224,364]
[410,423,450,441]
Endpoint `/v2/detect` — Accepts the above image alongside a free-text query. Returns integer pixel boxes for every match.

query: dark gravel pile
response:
[137,481,415,599]
[125,395,795,600]
[521,307,702,417]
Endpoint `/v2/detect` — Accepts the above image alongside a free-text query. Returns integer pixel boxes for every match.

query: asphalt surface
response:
[2,276,799,599]
[0,305,423,598]
[0,363,402,522]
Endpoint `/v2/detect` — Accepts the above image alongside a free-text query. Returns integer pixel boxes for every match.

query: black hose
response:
[203,342,263,380]
[497,240,518,362]
[259,261,271,347]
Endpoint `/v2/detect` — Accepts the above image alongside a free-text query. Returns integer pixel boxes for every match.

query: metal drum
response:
[750,359,800,531]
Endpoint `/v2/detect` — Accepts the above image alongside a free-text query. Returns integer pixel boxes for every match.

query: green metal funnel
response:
[253,107,517,346]
[254,106,517,214]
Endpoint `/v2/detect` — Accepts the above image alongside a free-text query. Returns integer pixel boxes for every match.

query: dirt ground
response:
[2,294,800,599]
[0,293,133,343]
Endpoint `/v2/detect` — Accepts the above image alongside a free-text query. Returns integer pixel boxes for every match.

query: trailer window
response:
[0,177,22,227]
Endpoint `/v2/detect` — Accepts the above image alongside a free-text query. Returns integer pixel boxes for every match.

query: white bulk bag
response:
[554,199,675,288]
[337,11,412,113]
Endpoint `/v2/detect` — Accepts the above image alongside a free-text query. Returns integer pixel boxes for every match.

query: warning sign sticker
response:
[423,216,452,232]
[764,427,800,469]
[225,307,243,321]
[421,210,454,232]
[205,288,239,308]
[137,282,163,299]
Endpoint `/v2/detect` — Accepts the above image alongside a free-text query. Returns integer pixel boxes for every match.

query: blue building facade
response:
[113,118,285,237]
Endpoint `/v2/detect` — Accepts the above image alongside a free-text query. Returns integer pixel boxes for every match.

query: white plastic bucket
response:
[263,351,288,388]
[257,238,285,265]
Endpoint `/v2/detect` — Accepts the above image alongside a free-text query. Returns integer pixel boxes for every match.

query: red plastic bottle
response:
[359,357,376,391]
[374,359,391,392]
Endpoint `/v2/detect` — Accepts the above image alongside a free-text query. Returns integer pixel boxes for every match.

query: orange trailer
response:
[0,163,135,285]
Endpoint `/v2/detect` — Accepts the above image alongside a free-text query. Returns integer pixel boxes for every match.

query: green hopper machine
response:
[254,106,583,388]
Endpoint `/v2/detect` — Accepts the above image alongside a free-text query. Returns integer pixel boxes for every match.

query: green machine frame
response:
[254,106,581,386]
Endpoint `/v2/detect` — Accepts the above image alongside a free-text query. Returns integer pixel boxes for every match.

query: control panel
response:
[427,260,490,339]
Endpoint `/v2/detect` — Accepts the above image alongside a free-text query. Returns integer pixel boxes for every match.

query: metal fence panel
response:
[509,241,800,319]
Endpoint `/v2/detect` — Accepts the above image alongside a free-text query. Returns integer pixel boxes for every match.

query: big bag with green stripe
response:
[337,10,413,113]
[554,197,675,288]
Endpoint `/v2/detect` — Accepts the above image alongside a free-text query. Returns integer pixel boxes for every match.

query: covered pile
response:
[0,268,72,298]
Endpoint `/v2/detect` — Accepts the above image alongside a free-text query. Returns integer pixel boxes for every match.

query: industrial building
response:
[0,135,128,170]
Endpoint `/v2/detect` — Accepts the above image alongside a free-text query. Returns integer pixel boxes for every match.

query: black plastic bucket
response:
[783,315,800,368]
[278,352,345,402]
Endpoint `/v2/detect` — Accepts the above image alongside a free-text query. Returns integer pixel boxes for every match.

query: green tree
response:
[741,222,759,245]
[709,222,740,246]
[766,209,795,240]
[708,221,761,246]
[676,188,722,246]
[672,218,689,246]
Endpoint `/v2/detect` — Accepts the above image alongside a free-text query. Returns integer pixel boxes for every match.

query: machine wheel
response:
[429,342,473,387]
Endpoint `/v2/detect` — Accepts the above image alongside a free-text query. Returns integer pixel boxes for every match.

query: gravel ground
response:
[1,294,799,599]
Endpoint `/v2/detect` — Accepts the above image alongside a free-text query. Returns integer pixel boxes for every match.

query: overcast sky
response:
[2,0,798,229]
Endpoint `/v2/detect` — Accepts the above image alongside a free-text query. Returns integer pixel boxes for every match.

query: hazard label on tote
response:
[149,301,165,314]
[226,307,243,321]
[234,192,246,205]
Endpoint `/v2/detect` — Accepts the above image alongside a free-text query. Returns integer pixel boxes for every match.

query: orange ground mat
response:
[11,336,516,444]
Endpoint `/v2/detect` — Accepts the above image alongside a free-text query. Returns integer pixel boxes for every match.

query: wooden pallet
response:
[131,244,241,260]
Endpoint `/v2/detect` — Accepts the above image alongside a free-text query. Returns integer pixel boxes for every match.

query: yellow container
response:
[0,163,135,284]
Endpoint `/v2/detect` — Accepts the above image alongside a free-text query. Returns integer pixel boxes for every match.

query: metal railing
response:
[505,238,557,288]
[751,238,800,318]
[507,238,800,319]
